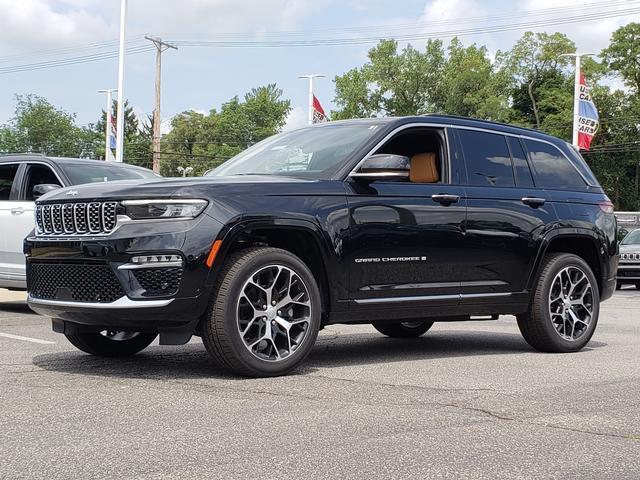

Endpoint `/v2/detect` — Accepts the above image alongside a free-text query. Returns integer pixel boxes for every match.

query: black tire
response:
[635,282,640,290]
[65,330,157,357]
[517,253,599,353]
[616,282,622,290]
[372,320,434,338]
[201,247,322,377]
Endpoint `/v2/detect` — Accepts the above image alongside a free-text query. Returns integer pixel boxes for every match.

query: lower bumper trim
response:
[27,295,174,309]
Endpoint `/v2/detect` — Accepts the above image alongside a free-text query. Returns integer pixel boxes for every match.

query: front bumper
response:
[24,213,224,334]
[617,263,640,283]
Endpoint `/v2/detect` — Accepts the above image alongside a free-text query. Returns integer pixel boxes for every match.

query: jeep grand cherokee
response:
[24,116,618,377]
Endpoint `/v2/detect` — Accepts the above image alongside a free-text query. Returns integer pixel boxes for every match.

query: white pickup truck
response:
[0,155,159,289]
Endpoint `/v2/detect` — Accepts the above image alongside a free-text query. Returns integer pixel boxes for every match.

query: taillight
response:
[598,200,614,214]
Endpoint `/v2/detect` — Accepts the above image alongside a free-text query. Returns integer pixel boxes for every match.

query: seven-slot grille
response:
[621,252,640,262]
[35,202,118,236]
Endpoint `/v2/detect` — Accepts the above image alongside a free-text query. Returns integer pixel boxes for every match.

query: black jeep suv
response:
[25,116,618,376]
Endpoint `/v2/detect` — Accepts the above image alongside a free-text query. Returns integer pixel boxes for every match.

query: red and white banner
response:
[577,72,599,150]
[312,95,328,124]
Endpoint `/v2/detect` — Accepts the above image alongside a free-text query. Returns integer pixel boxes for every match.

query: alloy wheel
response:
[236,264,312,362]
[548,266,594,341]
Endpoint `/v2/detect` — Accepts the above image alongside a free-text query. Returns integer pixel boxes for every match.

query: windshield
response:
[61,163,160,185]
[209,124,381,179]
[621,229,640,245]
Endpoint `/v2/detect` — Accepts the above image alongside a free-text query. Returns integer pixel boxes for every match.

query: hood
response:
[620,243,640,253]
[38,175,316,203]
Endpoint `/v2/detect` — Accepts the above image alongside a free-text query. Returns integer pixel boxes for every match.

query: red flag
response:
[577,72,599,150]
[312,95,328,124]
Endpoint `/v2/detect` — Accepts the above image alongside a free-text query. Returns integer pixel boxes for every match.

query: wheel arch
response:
[208,218,334,317]
[530,230,605,294]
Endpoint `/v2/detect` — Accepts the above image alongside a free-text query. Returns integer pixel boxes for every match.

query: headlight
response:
[121,199,208,220]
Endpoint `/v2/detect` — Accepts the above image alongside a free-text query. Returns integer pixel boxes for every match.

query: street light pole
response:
[560,52,596,147]
[298,74,325,125]
[115,0,127,163]
[98,89,117,161]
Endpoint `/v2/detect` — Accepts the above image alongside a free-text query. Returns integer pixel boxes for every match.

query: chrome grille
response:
[35,201,119,236]
[621,252,640,262]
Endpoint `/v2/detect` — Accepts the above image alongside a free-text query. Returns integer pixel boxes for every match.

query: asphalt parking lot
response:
[1,289,638,480]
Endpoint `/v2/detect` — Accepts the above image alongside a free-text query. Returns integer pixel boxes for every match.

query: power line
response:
[0,2,638,74]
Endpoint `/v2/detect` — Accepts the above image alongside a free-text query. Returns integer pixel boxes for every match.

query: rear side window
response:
[458,130,514,187]
[524,140,587,189]
[508,138,534,188]
[0,163,19,200]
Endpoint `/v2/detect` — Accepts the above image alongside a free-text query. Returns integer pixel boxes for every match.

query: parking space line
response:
[0,332,56,345]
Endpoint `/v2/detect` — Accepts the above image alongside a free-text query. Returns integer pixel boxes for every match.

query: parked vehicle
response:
[617,229,640,289]
[0,155,159,289]
[24,116,618,376]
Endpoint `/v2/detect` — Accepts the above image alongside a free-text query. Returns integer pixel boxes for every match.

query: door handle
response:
[431,194,460,205]
[521,197,546,208]
[10,207,25,215]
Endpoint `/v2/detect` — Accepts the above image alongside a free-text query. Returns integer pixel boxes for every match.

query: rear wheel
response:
[65,330,157,357]
[517,253,599,353]
[201,247,321,377]
[616,282,622,290]
[635,282,640,290]
[372,320,434,338]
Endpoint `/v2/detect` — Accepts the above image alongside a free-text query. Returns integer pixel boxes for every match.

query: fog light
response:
[131,255,182,265]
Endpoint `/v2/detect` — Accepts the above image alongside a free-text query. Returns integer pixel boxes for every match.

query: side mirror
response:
[33,184,61,199]
[350,154,410,182]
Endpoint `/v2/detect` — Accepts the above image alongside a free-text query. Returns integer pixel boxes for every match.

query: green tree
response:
[0,94,86,156]
[601,22,640,93]
[501,32,575,129]
[161,84,291,176]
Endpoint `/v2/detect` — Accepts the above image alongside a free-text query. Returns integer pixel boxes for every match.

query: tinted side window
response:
[524,140,586,189]
[459,130,514,187]
[508,137,534,188]
[0,163,19,200]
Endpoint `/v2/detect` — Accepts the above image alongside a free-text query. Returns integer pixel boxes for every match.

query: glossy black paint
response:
[24,115,619,341]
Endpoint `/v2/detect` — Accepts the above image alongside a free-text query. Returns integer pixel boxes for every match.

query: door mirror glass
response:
[32,184,61,199]
[351,154,410,182]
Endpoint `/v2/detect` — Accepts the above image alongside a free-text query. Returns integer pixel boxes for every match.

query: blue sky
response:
[0,0,637,131]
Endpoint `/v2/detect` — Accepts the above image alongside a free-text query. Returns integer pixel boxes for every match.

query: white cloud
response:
[0,0,326,56]
[0,0,110,54]
[283,105,307,131]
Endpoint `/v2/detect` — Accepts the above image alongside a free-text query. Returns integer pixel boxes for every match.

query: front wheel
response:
[372,320,434,338]
[517,253,599,353]
[201,247,322,377]
[65,330,157,357]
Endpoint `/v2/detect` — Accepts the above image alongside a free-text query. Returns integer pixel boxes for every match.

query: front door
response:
[345,126,467,308]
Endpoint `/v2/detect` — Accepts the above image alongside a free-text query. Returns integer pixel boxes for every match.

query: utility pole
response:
[145,35,177,173]
[115,0,127,163]
[298,74,325,125]
[98,89,117,161]
[560,52,596,147]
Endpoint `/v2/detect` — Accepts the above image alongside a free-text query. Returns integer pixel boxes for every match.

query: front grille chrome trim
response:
[35,201,120,237]
[27,294,174,309]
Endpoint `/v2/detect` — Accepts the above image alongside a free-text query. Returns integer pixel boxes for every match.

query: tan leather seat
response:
[410,153,439,183]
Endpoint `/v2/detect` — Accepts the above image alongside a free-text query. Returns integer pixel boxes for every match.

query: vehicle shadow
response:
[0,300,36,315]
[31,328,607,381]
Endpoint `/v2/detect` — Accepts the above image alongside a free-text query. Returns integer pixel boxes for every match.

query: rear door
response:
[456,129,556,300]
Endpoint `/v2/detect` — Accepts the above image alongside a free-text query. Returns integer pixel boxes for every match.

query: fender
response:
[525,227,607,292]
